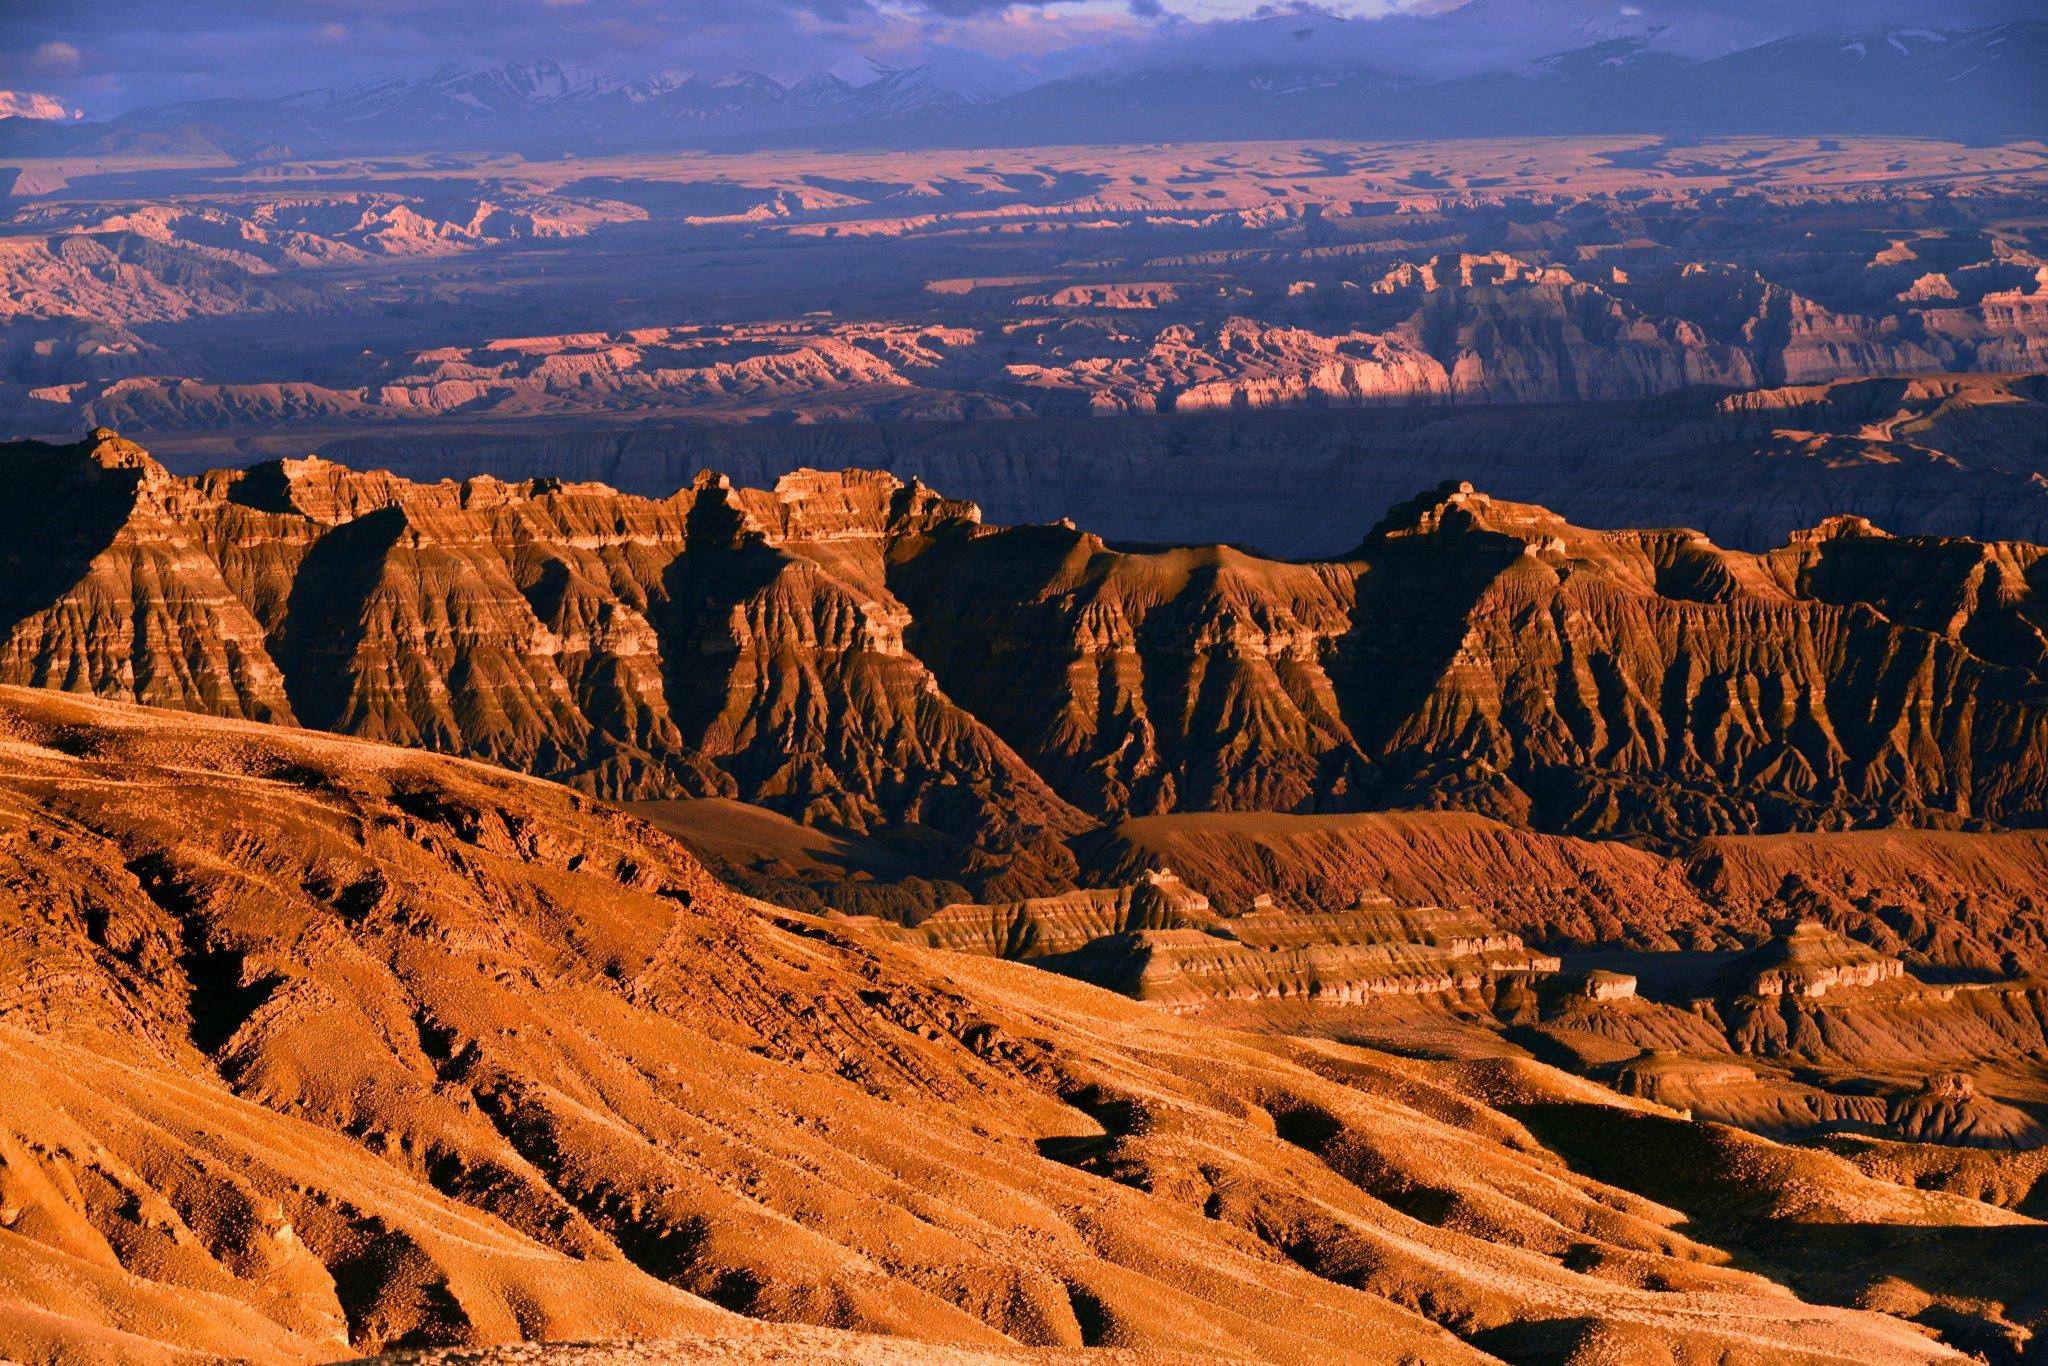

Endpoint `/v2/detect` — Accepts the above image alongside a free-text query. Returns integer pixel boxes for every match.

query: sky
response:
[0,0,2030,118]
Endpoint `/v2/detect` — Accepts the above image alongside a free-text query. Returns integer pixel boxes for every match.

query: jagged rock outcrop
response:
[6,435,2048,861]
[864,875,1563,1016]
[0,433,1083,856]
[1038,892,1560,1013]
[0,431,294,722]
[1732,922,1907,1000]
[890,477,2048,844]
[876,867,1214,959]
[1579,970,1639,1002]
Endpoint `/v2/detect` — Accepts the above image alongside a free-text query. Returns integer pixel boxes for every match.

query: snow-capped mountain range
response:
[3,20,2039,158]
[276,58,988,142]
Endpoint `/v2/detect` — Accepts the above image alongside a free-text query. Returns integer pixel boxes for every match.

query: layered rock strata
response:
[7,432,2048,862]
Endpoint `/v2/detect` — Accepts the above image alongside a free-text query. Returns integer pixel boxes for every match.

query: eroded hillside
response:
[4,137,2045,457]
[0,685,2035,1362]
[6,431,2046,869]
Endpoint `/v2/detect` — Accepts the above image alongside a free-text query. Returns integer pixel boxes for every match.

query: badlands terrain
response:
[2,426,2047,1362]
[3,135,2048,547]
[13,430,2048,860]
[2,115,2047,1364]
[0,685,2043,1365]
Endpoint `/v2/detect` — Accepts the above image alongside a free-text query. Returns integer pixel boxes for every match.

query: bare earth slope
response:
[1072,813,2048,978]
[4,686,2034,1362]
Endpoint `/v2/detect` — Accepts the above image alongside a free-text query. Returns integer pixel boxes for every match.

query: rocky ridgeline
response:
[6,431,2048,864]
[1047,892,1562,1012]
[18,239,2047,435]
[1738,921,1908,999]
[870,881,1560,1012]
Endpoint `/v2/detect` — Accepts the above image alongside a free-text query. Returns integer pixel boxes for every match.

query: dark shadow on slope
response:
[0,442,143,651]
[1329,497,1529,762]
[219,459,305,515]
[270,506,407,729]
[653,534,797,754]
[124,849,280,1056]
[1508,1099,2047,1363]
[887,520,1102,796]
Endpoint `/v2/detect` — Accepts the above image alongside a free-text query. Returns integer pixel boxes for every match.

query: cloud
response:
[31,40,81,73]
[0,88,79,119]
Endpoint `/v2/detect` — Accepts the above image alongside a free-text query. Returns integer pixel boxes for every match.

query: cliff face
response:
[892,480,2048,842]
[304,372,2048,560]
[6,432,2048,858]
[1043,894,1562,1013]
[0,434,1082,856]
[0,433,294,722]
[1345,494,2048,837]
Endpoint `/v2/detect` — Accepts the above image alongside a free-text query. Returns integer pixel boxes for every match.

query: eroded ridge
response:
[0,685,2032,1362]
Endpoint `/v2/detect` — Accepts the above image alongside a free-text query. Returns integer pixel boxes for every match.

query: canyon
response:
[5,136,2046,563]
[1,64,2045,1363]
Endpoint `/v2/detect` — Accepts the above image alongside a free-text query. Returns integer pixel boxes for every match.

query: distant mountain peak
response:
[30,18,2044,157]
[791,70,859,108]
[1531,34,1675,75]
